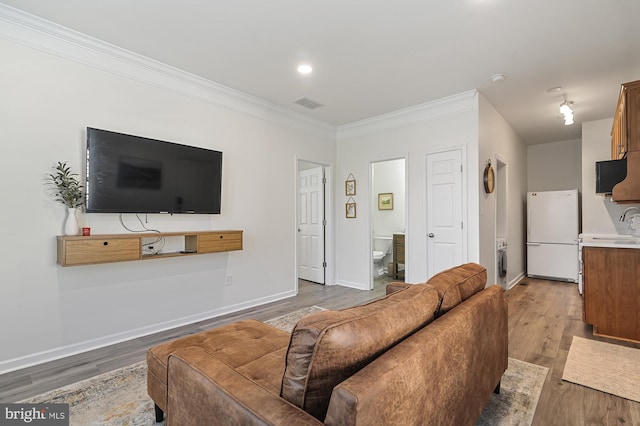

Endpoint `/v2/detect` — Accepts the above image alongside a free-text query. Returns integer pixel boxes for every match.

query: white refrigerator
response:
[527,189,579,282]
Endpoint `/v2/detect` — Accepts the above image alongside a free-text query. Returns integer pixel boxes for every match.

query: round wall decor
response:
[483,161,495,194]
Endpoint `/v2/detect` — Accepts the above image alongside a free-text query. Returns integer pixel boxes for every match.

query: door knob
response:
[428,233,435,238]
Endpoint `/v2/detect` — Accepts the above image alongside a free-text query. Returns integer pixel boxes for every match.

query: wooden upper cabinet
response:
[611,80,640,159]
[611,80,640,202]
[611,87,626,159]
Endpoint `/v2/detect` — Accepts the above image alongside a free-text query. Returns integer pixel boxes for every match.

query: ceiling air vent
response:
[294,97,323,110]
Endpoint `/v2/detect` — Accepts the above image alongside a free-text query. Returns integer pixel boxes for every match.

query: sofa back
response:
[426,262,487,315]
[325,285,508,426]
[280,283,439,421]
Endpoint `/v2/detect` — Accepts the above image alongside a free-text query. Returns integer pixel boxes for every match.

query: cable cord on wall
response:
[119,213,164,255]
[119,213,161,233]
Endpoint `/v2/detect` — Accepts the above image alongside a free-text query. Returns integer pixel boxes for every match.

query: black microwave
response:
[595,159,627,194]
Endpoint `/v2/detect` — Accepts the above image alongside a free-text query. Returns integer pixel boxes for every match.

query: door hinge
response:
[460,164,463,173]
[323,261,327,268]
[461,221,464,229]
[323,219,327,226]
[322,177,327,184]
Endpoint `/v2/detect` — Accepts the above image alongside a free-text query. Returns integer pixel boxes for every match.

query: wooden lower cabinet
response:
[391,233,405,280]
[57,230,243,266]
[582,246,640,343]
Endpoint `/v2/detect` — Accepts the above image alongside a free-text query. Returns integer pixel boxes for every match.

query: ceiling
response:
[3,0,640,144]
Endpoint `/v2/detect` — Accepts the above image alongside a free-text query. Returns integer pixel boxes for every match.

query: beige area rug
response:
[562,335,640,402]
[22,306,548,425]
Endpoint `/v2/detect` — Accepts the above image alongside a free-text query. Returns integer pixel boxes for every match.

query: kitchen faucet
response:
[619,206,640,221]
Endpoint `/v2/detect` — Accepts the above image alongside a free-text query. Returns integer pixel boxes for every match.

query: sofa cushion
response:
[147,319,289,411]
[280,283,439,420]
[427,262,487,315]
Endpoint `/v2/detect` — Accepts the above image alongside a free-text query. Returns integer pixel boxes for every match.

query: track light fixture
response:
[560,100,574,126]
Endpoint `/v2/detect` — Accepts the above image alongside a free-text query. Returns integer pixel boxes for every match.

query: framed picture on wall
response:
[378,193,393,210]
[345,177,356,196]
[346,202,356,218]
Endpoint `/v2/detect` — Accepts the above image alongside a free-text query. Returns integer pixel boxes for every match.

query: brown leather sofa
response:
[147,263,508,425]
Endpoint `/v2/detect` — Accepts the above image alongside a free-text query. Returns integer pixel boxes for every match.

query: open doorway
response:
[297,160,328,285]
[495,156,508,288]
[370,158,406,289]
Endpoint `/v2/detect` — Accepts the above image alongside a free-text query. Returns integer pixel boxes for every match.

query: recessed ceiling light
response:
[297,64,313,74]
[490,73,506,83]
[547,86,562,93]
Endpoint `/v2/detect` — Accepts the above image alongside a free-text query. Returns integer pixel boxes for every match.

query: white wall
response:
[336,92,480,289]
[478,94,527,288]
[527,139,582,193]
[581,118,639,235]
[0,38,335,371]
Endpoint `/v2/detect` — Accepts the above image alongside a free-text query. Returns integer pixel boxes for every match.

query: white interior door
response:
[426,150,463,278]
[298,166,325,284]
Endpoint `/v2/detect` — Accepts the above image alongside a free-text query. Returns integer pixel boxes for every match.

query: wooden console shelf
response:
[57,230,243,267]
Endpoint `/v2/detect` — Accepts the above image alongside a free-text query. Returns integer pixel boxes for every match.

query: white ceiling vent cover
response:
[294,97,323,109]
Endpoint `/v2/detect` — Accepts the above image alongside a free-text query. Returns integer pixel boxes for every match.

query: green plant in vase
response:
[47,161,85,235]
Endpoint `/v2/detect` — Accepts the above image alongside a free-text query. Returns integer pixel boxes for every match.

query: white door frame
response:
[295,157,333,289]
[369,156,408,290]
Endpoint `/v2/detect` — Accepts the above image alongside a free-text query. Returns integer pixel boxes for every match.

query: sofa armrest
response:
[385,282,413,295]
[167,347,323,426]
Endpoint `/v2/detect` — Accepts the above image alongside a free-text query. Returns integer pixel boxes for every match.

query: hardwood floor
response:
[506,278,640,426]
[1,276,639,425]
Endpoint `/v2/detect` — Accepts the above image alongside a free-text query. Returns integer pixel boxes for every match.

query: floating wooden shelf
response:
[56,230,243,267]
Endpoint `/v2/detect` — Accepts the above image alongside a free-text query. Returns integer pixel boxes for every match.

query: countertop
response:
[580,233,640,249]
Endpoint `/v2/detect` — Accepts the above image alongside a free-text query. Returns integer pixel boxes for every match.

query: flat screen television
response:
[86,128,222,214]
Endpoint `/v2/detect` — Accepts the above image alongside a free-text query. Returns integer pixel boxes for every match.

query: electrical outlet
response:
[225,275,233,286]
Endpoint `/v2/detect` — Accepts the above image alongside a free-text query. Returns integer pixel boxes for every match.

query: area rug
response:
[477,358,548,426]
[22,306,548,425]
[562,335,640,402]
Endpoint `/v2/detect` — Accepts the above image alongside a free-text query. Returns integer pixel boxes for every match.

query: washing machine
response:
[496,238,507,285]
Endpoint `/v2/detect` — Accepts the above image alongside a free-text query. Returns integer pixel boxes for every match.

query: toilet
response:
[373,236,393,276]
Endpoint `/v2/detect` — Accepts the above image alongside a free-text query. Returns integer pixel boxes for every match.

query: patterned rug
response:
[562,336,640,402]
[22,306,548,425]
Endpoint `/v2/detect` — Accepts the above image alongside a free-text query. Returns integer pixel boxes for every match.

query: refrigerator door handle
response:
[527,206,531,239]
[526,242,541,246]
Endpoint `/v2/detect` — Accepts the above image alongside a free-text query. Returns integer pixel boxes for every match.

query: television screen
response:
[86,128,222,214]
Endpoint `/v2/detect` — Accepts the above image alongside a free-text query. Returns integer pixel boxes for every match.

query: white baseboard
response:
[507,272,526,290]
[0,290,296,375]
[336,280,370,291]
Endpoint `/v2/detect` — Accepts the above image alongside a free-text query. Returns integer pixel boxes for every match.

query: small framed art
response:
[346,202,356,218]
[345,174,356,196]
[378,193,393,210]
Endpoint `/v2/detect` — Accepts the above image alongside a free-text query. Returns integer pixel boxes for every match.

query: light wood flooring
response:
[507,278,640,426]
[1,277,639,425]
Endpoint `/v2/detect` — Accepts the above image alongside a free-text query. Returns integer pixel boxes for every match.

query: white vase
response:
[64,207,80,236]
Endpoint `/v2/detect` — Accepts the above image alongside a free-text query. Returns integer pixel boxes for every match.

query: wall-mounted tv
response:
[86,128,222,214]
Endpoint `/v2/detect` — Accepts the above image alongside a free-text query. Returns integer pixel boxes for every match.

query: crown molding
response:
[0,3,336,139]
[337,90,478,140]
